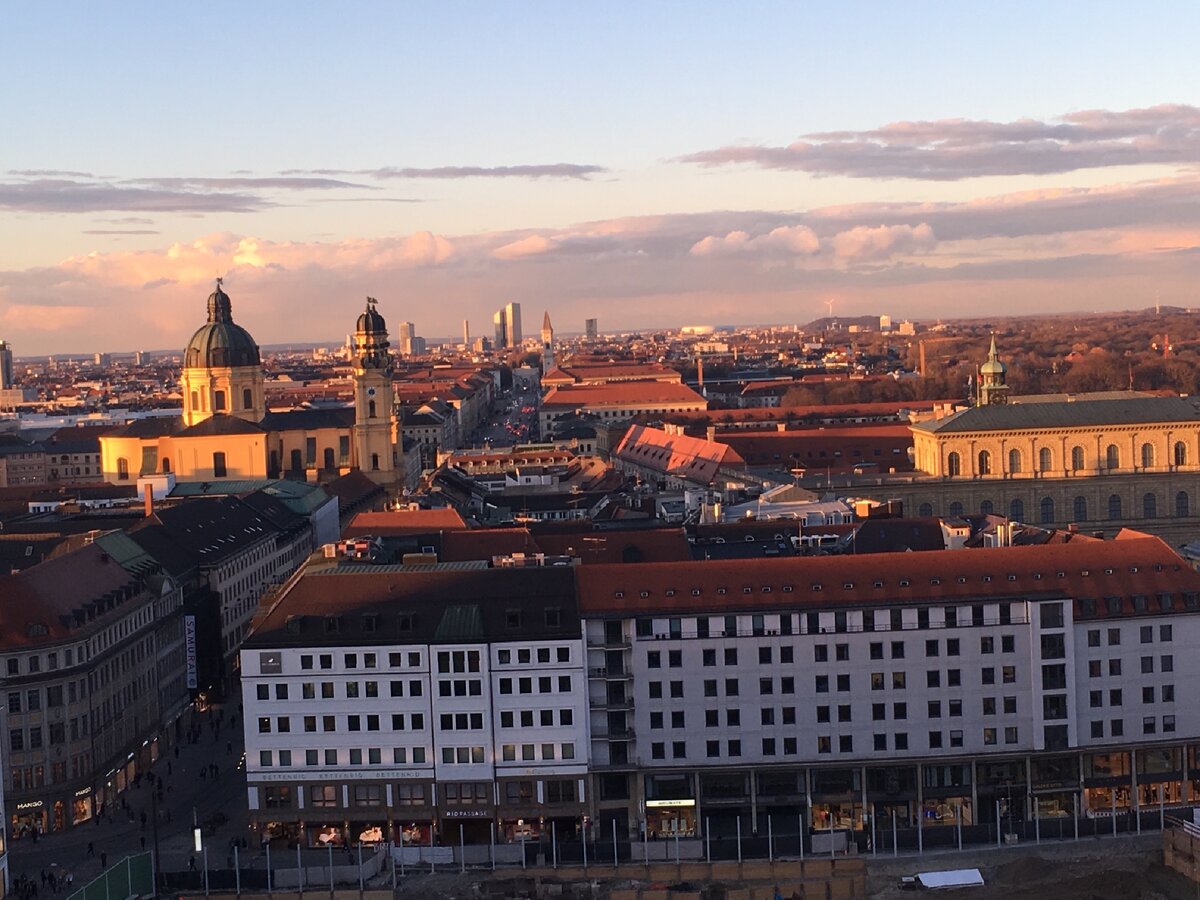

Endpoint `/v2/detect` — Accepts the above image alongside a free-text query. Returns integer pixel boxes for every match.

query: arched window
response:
[1141,443,1154,468]
[1175,442,1187,466]
[1073,495,1088,521]
[290,449,302,472]
[213,451,227,478]
[1071,446,1085,471]
[116,457,129,480]
[243,388,253,410]
[214,390,226,412]
[980,499,994,515]
[1177,491,1190,517]
[918,503,934,517]
[371,453,380,470]
[1040,496,1055,524]
[978,450,992,476]
[947,452,961,477]
[1009,498,1024,521]
[1008,449,1021,473]
[323,447,335,469]
[1107,494,1122,520]
[949,502,964,517]
[1143,492,1157,518]
[1105,444,1120,469]
[368,400,377,419]
[162,458,171,474]
[1038,447,1052,472]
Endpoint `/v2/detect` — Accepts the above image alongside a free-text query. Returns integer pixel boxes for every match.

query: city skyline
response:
[4,3,1200,354]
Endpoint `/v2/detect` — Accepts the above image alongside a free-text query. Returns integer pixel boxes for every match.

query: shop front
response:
[72,787,94,826]
[1136,747,1184,808]
[1084,751,1131,815]
[390,779,435,848]
[866,766,918,828]
[810,767,863,832]
[10,799,47,839]
[921,764,973,826]
[975,759,1026,826]
[1031,754,1079,820]
[699,771,751,837]
[755,769,806,833]
[644,773,697,838]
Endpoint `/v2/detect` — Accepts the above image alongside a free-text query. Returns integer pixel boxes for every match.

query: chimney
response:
[697,357,704,388]
[144,489,154,518]
[706,425,716,443]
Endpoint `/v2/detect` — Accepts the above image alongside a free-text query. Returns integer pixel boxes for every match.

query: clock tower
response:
[352,297,400,481]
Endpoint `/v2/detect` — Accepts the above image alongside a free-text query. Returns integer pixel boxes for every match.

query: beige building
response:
[100,285,412,489]
[818,339,1200,545]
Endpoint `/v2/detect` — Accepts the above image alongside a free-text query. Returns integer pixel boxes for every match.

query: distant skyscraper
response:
[462,319,470,347]
[0,340,12,389]
[585,318,598,341]
[396,321,418,356]
[493,308,508,348]
[504,302,522,347]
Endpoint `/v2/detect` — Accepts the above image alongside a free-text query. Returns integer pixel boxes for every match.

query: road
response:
[469,385,539,449]
[7,702,253,884]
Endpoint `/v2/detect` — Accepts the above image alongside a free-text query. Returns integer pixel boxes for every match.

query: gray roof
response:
[912,396,1200,434]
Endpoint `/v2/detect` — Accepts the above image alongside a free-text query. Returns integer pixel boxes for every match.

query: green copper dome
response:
[980,333,1006,376]
[183,281,261,369]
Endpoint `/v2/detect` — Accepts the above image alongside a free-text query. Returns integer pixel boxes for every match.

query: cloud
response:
[9,169,96,178]
[493,235,555,259]
[830,223,936,261]
[691,225,820,257]
[82,229,162,235]
[0,179,271,214]
[126,176,372,191]
[284,164,606,180]
[679,104,1200,180]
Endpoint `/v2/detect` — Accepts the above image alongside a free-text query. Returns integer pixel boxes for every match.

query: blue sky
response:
[3,2,1200,352]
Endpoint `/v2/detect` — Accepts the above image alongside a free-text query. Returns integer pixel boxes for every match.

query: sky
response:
[3,2,1200,354]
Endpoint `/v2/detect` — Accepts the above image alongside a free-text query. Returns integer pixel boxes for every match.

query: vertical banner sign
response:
[184,615,198,689]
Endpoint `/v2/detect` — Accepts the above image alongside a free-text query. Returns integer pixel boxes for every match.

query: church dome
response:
[356,298,387,335]
[183,282,261,369]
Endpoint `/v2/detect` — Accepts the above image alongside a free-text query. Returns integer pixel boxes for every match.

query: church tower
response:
[352,297,400,480]
[978,333,1009,406]
[180,279,265,426]
[541,310,555,371]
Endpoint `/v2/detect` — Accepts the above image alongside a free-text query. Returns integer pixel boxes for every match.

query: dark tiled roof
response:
[177,415,266,437]
[912,397,1200,434]
[246,565,579,647]
[260,408,355,431]
[105,416,185,439]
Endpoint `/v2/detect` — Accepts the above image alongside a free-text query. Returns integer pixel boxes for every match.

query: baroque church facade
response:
[100,282,418,489]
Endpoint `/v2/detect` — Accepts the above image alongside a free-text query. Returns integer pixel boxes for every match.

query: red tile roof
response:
[541,382,707,409]
[536,527,693,564]
[575,533,1200,617]
[439,528,543,562]
[717,424,914,469]
[343,508,468,537]
[615,424,744,484]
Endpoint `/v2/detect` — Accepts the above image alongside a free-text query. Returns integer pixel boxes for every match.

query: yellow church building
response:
[100,281,414,489]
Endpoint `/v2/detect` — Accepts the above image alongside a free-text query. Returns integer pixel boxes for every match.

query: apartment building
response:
[577,533,1200,840]
[239,530,1200,850]
[0,536,187,838]
[241,565,588,848]
[0,727,7,897]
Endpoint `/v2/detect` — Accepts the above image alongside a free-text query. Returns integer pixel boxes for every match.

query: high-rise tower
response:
[352,297,400,479]
[504,302,522,347]
[0,339,13,390]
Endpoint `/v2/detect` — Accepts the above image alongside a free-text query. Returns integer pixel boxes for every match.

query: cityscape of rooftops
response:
[2,5,1200,899]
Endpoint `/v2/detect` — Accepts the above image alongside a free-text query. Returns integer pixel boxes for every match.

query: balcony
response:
[588,666,632,680]
[587,638,632,650]
[591,696,634,711]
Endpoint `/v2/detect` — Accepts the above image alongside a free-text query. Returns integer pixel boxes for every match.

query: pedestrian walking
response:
[87,841,95,857]
[100,852,107,869]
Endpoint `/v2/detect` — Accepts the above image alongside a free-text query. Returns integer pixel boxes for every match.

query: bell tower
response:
[352,297,399,480]
[978,333,1010,406]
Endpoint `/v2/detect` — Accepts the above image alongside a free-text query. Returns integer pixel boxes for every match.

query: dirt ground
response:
[867,833,1198,900]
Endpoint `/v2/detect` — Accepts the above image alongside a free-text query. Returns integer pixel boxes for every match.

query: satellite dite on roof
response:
[914,868,985,889]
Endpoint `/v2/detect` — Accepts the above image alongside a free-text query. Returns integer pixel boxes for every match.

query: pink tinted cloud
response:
[679,104,1200,180]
